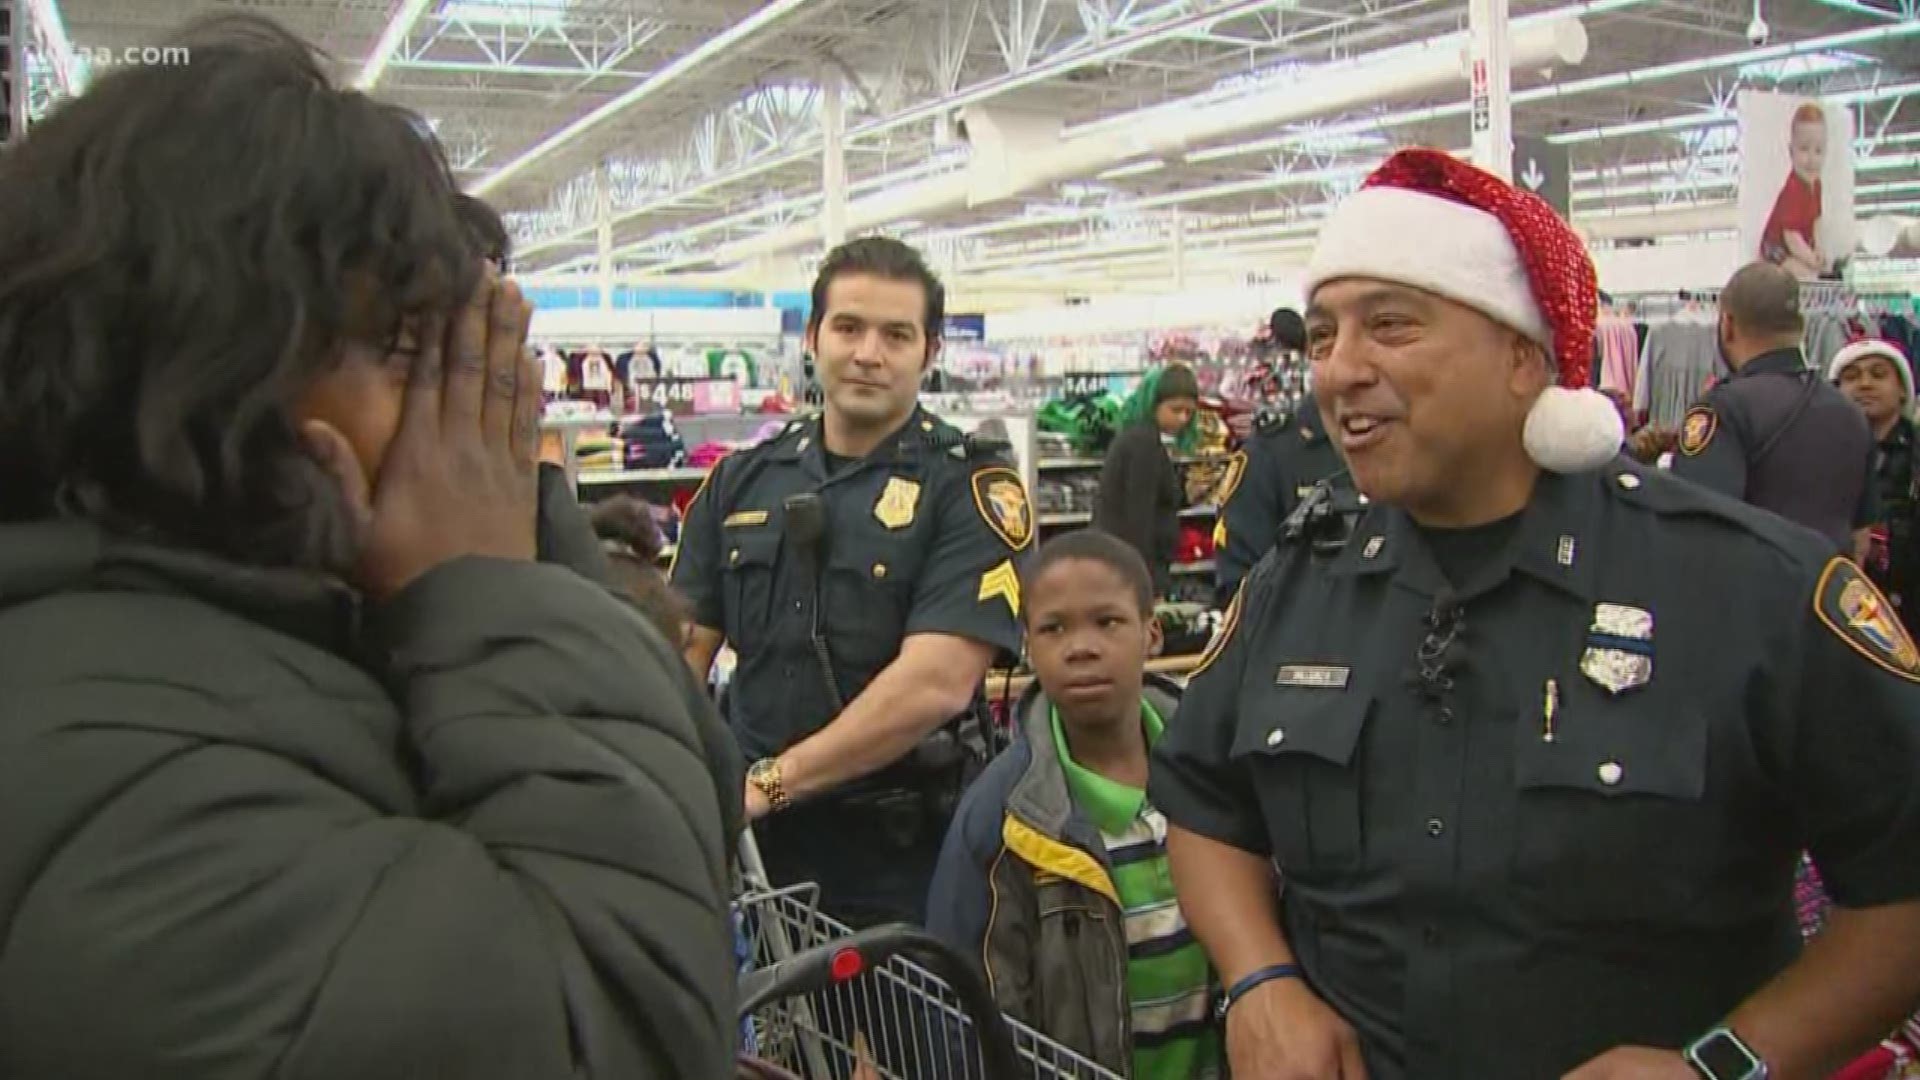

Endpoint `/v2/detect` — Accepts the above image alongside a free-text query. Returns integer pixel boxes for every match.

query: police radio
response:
[1281,470,1366,558]
[782,492,846,712]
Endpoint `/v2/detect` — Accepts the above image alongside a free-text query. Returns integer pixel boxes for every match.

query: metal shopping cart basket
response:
[733,832,1124,1080]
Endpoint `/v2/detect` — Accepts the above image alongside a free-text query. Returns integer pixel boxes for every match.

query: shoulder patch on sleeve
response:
[971,467,1034,551]
[1190,583,1245,679]
[1816,557,1920,683]
[1678,406,1717,457]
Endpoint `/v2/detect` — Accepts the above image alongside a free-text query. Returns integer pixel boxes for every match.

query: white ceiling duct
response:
[709,13,1591,266]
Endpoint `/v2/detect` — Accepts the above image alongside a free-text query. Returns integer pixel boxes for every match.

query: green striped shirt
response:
[1052,702,1222,1080]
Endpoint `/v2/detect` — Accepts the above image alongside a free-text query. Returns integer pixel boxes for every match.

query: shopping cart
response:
[733,833,1124,1080]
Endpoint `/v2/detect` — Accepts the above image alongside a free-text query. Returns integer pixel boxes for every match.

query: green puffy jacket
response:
[0,475,742,1080]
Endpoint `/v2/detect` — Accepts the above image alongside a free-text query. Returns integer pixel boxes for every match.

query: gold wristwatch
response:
[747,757,790,813]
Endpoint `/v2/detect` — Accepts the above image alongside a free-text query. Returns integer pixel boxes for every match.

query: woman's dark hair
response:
[456,193,512,272]
[0,13,482,570]
[1157,363,1201,404]
[589,496,692,646]
[1022,529,1156,621]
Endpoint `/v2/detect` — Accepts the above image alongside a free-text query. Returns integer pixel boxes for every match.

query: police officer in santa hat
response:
[1151,148,1920,1080]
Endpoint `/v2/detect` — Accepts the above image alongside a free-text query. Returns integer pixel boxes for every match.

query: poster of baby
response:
[1739,90,1856,282]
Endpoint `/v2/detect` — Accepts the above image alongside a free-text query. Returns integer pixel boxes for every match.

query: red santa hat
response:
[1303,148,1622,473]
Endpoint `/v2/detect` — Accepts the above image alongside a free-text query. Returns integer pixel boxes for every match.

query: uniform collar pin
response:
[1556,535,1577,567]
[1361,536,1384,560]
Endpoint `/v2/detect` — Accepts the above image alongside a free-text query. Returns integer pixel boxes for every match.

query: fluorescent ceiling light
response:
[470,0,823,196]
[1188,21,1920,163]
[439,0,570,28]
[1099,159,1169,180]
[24,0,81,93]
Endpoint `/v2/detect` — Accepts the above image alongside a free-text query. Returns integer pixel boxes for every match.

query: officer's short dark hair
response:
[1023,530,1155,620]
[808,236,946,344]
[1270,307,1307,352]
[1721,262,1805,338]
[456,193,512,271]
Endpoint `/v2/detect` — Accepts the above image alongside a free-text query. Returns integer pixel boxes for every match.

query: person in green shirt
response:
[928,529,1222,1079]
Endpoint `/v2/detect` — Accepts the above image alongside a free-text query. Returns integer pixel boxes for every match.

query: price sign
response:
[631,377,740,416]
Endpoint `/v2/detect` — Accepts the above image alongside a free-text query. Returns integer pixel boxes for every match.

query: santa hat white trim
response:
[1304,186,1552,356]
[1828,340,1913,402]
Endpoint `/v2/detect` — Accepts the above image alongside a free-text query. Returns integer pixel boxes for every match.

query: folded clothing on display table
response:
[619,415,687,470]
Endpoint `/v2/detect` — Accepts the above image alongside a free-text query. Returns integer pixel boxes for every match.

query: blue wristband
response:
[1218,963,1303,1020]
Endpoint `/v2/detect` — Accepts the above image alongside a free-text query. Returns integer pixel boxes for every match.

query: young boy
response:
[1762,102,1830,281]
[927,530,1221,1079]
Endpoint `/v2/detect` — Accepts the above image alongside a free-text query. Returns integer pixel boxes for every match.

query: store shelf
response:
[1038,510,1093,527]
[578,466,710,486]
[1172,560,1216,575]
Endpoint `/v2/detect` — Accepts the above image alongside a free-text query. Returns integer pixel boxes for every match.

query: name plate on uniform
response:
[1275,664,1351,690]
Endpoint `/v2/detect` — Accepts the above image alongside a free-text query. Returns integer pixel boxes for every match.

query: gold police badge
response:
[873,477,921,530]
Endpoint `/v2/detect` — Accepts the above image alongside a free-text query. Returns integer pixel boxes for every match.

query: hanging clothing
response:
[1635,315,1720,431]
[1596,317,1643,403]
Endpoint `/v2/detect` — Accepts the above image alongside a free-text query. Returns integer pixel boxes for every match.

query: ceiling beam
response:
[356,0,434,91]
[469,0,826,197]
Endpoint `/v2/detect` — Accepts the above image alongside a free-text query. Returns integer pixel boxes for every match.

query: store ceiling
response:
[37,0,1920,291]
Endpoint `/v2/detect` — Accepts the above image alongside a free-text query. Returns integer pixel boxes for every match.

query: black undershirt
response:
[823,450,856,477]
[1416,512,1524,592]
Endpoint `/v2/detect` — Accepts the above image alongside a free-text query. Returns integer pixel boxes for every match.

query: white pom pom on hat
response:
[1304,149,1621,474]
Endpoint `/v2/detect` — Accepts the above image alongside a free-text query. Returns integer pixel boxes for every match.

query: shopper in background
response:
[1095,363,1201,594]
[1216,308,1352,605]
[590,494,692,646]
[930,530,1221,1079]
[1833,339,1920,615]
[1670,262,1878,559]
[0,15,741,1079]
[1152,149,1920,1080]
[673,237,1029,927]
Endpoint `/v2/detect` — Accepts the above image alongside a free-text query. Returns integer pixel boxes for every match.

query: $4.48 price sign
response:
[631,377,740,415]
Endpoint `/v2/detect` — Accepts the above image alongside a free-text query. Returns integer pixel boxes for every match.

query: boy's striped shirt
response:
[1053,704,1222,1080]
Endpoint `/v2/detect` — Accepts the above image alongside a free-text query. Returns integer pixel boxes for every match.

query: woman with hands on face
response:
[0,13,740,1080]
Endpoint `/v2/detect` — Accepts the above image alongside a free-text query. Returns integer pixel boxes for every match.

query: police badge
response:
[1579,602,1654,694]
[873,477,920,530]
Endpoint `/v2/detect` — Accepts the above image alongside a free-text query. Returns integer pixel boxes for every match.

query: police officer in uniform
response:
[1151,151,1920,1080]
[1670,262,1878,560]
[1217,309,1353,605]
[673,238,1030,927]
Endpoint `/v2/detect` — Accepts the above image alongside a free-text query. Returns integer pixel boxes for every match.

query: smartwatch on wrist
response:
[1684,1026,1769,1080]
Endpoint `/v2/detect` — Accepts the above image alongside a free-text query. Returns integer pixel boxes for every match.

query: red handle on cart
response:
[737,922,1022,1078]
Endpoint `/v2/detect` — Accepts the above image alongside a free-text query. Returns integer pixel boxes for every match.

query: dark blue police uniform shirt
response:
[672,408,1029,760]
[1669,347,1879,553]
[1215,408,1350,604]
[1152,459,1920,1080]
